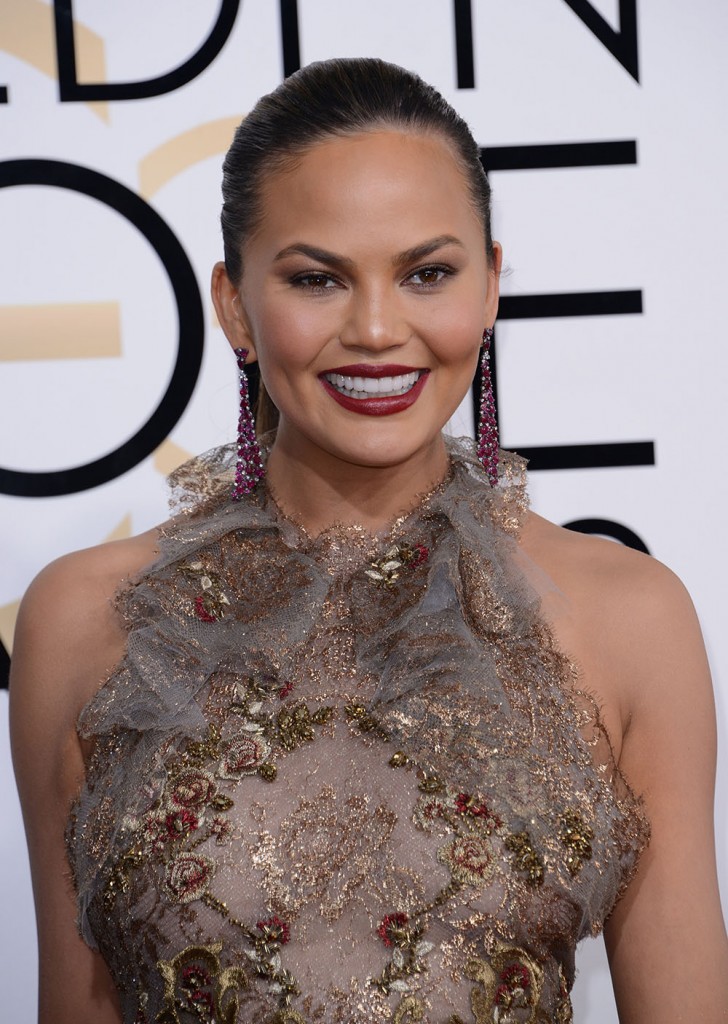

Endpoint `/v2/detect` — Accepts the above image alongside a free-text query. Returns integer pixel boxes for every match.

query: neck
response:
[264,426,450,538]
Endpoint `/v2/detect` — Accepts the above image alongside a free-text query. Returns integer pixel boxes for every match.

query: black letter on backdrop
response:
[0,160,204,499]
[0,87,7,103]
[279,0,477,87]
[474,139,654,474]
[564,518,649,553]
[54,0,240,101]
[0,641,9,691]
[280,0,301,77]
[561,0,639,82]
[454,0,475,88]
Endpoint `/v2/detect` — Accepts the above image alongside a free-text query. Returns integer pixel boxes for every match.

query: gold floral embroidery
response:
[504,831,545,887]
[156,943,248,1024]
[365,543,429,587]
[275,702,334,751]
[417,773,446,794]
[464,943,544,1024]
[102,676,334,911]
[68,442,647,1024]
[344,702,388,739]
[231,676,335,755]
[194,896,300,1005]
[219,733,272,779]
[392,994,427,1022]
[103,845,144,910]
[255,787,398,921]
[558,811,594,876]
[555,961,574,1023]
[163,852,215,904]
[179,561,231,622]
[437,834,495,887]
[371,913,434,995]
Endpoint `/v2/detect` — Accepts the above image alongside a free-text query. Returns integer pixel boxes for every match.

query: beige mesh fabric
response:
[67,438,648,1024]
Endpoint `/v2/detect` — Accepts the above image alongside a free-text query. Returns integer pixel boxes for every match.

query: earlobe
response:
[210,261,258,362]
[485,241,503,327]
[491,241,504,279]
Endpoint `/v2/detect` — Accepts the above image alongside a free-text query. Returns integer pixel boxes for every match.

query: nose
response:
[338,282,410,353]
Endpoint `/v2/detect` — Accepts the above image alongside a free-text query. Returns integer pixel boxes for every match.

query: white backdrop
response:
[1,1,727,1020]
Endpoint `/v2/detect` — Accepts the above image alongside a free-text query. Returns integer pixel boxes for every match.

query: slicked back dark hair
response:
[221,57,494,284]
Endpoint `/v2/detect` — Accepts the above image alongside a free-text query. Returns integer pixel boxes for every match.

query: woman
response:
[10,58,727,1023]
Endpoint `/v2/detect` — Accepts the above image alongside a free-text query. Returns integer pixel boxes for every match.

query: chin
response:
[324,433,444,472]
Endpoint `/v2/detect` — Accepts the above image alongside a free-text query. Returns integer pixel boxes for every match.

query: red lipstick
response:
[319,366,430,416]
[320,363,422,378]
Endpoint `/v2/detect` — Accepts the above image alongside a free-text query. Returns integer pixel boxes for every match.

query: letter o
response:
[0,159,204,497]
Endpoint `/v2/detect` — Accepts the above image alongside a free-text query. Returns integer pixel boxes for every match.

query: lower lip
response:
[320,372,429,416]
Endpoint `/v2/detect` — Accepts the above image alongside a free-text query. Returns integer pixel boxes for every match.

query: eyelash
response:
[289,271,340,293]
[289,264,456,293]
[406,264,456,288]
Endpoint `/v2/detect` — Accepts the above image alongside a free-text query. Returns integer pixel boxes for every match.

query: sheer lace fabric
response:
[67,438,649,1024]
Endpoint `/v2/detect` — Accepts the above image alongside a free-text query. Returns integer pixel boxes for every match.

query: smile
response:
[323,370,422,398]
[318,364,430,417]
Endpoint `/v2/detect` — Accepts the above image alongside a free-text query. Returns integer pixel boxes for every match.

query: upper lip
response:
[319,364,425,378]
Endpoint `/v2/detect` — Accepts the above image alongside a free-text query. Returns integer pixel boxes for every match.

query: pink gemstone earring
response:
[232,347,264,500]
[476,327,499,487]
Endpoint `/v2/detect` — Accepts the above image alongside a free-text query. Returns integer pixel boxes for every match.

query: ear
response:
[211,262,258,362]
[484,241,503,328]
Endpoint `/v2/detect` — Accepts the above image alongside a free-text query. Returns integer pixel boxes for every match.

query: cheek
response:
[422,302,485,364]
[251,308,311,382]
[252,295,338,375]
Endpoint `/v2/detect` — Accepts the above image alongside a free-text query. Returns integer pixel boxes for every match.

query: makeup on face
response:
[319,364,430,416]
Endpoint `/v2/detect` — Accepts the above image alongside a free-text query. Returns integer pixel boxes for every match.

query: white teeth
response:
[324,371,421,398]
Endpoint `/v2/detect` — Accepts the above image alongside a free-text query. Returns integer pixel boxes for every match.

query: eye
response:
[406,264,455,288]
[290,271,340,292]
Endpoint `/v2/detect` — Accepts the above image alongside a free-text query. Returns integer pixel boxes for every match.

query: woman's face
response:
[214,129,501,473]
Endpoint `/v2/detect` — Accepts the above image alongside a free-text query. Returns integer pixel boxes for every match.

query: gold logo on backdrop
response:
[0,514,134,655]
[0,113,232,609]
[0,26,238,644]
[139,117,243,331]
[0,0,109,120]
[138,117,242,198]
[0,302,120,361]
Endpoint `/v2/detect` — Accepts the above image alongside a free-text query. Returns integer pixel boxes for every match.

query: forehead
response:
[252,130,483,257]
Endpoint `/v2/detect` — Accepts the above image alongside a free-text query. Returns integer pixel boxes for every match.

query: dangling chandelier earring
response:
[232,347,264,500]
[476,327,499,487]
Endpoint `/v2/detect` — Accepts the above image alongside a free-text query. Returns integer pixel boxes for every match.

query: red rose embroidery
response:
[170,769,216,810]
[219,734,271,780]
[256,915,291,945]
[377,912,410,948]
[164,853,214,904]
[437,835,494,887]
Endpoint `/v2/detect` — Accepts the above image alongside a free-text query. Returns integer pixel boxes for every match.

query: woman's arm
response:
[521,515,728,1020]
[603,562,728,1020]
[9,535,157,1024]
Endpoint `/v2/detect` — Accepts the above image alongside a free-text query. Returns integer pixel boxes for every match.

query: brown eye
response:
[291,272,338,290]
[408,265,452,288]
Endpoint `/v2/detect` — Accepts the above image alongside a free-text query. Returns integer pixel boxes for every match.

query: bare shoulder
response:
[9,530,162,1024]
[521,509,681,591]
[23,525,162,610]
[10,526,163,741]
[522,523,728,1010]
[518,511,710,750]
[519,510,698,641]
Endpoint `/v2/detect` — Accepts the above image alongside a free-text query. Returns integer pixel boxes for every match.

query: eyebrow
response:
[392,235,465,267]
[273,234,464,271]
[273,243,355,271]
